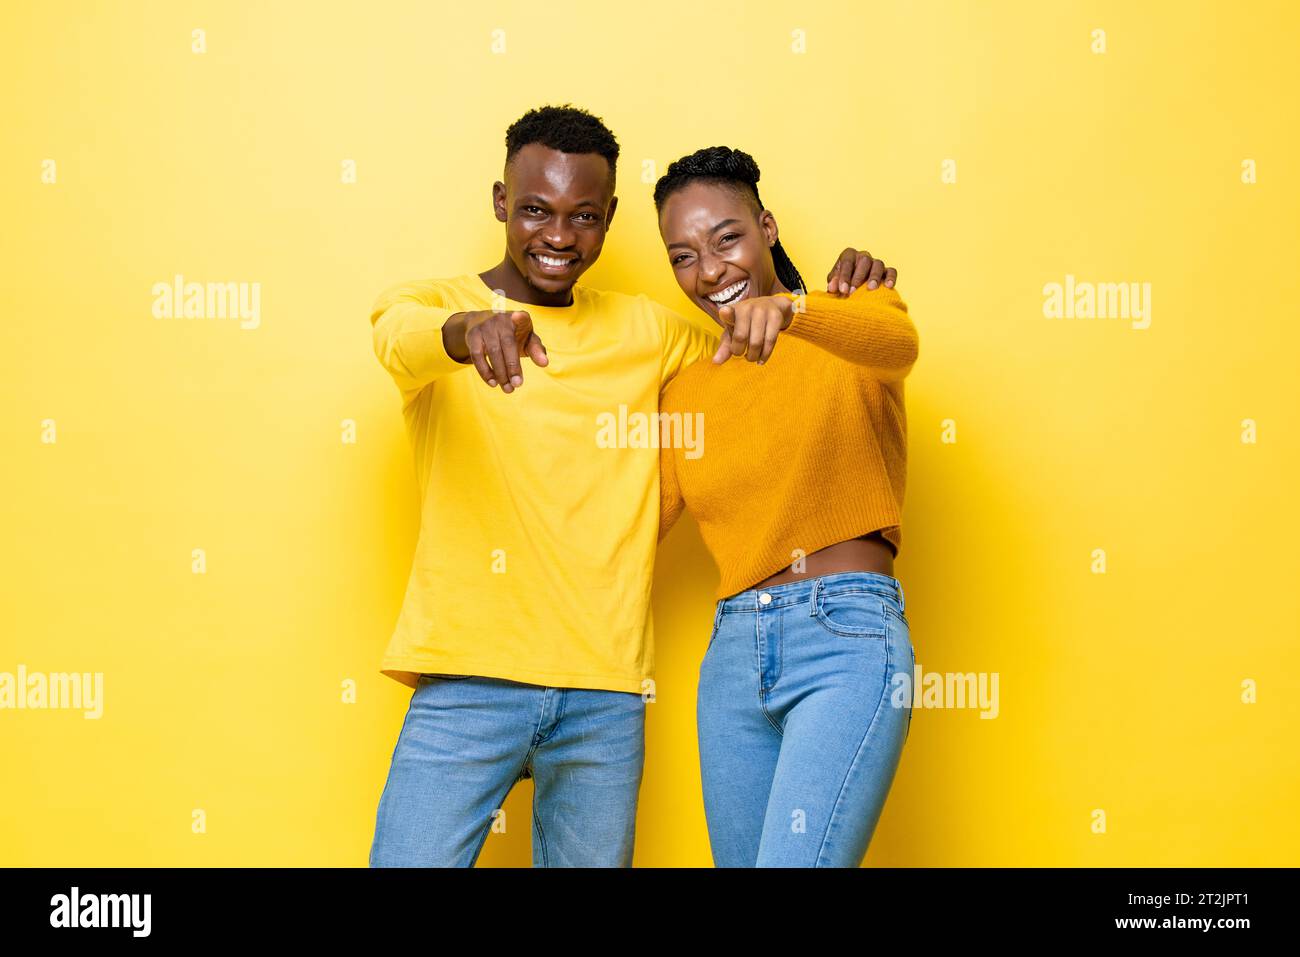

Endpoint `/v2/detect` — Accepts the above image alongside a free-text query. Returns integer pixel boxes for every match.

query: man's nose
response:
[540,220,576,248]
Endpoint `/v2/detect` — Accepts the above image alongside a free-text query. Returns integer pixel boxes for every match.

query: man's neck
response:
[479,257,575,307]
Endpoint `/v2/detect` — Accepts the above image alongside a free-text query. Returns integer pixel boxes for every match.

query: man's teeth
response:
[534,254,574,267]
[707,280,749,304]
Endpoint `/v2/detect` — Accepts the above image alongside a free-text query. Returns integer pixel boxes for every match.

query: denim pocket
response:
[705,602,725,653]
[883,601,910,629]
[812,589,888,638]
[887,611,914,740]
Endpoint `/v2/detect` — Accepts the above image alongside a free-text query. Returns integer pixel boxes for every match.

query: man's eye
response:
[719,233,738,245]
[671,255,689,266]
[524,205,544,215]
[575,213,597,222]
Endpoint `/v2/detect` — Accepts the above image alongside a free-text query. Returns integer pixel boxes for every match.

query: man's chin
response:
[525,267,582,296]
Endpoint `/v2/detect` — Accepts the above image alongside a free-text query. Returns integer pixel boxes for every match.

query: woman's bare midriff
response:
[750,530,896,590]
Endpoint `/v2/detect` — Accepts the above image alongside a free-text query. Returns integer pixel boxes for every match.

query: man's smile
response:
[530,252,579,275]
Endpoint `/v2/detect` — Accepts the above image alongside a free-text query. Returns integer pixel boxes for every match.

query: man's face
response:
[494,143,617,296]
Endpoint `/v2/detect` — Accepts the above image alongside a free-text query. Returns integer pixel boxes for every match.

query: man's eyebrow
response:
[515,194,604,209]
[667,218,742,250]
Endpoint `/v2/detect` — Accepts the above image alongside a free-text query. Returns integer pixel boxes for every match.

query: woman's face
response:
[658,181,781,325]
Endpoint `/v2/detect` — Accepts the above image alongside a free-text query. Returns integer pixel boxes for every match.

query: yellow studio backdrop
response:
[2,0,1298,867]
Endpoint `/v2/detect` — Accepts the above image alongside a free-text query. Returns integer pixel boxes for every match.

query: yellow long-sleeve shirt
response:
[370,273,717,692]
[658,285,919,599]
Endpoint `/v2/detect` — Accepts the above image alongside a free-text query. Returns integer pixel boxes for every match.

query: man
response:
[368,104,895,867]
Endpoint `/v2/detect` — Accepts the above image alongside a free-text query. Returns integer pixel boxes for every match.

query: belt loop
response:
[808,577,819,617]
[896,581,905,614]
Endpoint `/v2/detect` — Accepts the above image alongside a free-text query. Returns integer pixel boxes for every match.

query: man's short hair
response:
[504,104,620,183]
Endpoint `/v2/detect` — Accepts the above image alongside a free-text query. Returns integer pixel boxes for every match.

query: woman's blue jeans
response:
[696,571,914,867]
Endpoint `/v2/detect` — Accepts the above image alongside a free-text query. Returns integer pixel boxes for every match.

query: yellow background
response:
[2,0,1297,866]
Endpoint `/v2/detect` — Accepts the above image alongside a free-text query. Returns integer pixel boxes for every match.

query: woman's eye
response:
[524,206,543,215]
[719,233,738,244]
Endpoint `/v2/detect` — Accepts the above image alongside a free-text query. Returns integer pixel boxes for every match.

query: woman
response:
[654,146,918,868]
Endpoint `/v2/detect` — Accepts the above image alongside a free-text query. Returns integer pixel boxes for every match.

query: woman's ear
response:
[759,208,779,247]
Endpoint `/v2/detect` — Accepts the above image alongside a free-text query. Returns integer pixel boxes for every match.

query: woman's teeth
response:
[707,279,749,305]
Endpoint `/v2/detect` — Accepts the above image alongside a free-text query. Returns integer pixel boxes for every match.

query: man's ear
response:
[759,208,779,247]
[491,181,508,223]
[605,194,618,230]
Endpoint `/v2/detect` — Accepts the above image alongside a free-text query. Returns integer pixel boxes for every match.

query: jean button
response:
[759,593,772,605]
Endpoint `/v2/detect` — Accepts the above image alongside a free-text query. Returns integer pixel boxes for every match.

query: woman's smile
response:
[704,278,750,306]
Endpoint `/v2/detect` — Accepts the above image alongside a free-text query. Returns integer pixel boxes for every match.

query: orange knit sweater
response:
[658,284,918,599]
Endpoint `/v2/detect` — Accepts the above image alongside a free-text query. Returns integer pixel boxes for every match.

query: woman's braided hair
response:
[653,146,806,296]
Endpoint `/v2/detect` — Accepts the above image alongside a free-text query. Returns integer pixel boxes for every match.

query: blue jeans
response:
[696,571,914,867]
[369,675,646,867]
